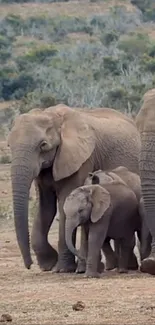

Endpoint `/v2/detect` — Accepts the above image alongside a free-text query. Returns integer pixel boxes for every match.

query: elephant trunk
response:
[140,133,155,255]
[65,219,85,262]
[11,154,34,269]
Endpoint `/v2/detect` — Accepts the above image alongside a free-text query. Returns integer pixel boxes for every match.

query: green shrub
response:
[131,0,154,12]
[0,49,11,63]
[20,44,58,63]
[144,8,155,22]
[1,73,35,100]
[118,33,150,57]
[4,14,24,34]
[131,0,155,22]
[0,35,11,48]
[141,54,155,72]
[102,57,121,75]
[0,154,11,164]
[100,31,119,46]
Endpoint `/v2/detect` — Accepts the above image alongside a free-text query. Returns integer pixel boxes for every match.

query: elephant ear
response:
[91,185,111,223]
[136,88,155,132]
[53,110,95,181]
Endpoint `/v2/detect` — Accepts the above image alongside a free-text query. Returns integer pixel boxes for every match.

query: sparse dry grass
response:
[0,0,135,19]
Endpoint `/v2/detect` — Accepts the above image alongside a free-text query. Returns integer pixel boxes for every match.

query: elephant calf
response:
[86,166,152,268]
[64,179,140,278]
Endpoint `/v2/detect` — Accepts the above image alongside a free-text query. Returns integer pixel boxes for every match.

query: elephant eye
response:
[40,140,49,152]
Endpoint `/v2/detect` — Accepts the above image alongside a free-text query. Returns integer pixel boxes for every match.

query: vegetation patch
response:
[0,1,155,130]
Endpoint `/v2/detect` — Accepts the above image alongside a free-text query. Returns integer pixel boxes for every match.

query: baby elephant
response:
[64,180,140,278]
[86,166,152,267]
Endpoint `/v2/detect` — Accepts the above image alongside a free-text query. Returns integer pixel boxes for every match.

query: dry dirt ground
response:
[0,165,155,325]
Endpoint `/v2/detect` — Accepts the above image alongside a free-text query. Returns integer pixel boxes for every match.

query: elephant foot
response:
[54,260,77,273]
[76,260,86,274]
[118,267,128,274]
[36,248,58,271]
[105,259,117,271]
[128,252,138,270]
[140,257,155,275]
[84,270,100,278]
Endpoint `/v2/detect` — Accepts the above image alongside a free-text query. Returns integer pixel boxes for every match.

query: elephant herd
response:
[7,88,155,277]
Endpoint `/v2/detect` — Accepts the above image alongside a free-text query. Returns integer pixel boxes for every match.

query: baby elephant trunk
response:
[65,218,85,262]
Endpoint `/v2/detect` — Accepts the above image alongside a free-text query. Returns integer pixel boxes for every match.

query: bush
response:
[0,155,11,164]
[102,56,121,75]
[144,8,155,22]
[0,6,154,118]
[1,73,35,100]
[141,54,155,72]
[118,33,150,57]
[4,14,24,34]
[131,0,155,22]
[100,31,119,46]
[18,44,58,65]
[0,49,12,63]
[0,34,11,48]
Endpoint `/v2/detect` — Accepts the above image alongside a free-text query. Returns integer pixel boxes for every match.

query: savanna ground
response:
[0,163,155,325]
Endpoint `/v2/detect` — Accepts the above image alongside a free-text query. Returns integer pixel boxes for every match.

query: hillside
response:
[0,0,155,203]
[0,0,155,141]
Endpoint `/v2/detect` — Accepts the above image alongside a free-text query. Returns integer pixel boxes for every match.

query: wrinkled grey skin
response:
[136,88,155,275]
[8,104,140,272]
[64,182,140,278]
[86,166,152,268]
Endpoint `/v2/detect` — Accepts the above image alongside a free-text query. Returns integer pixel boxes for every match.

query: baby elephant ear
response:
[91,185,111,223]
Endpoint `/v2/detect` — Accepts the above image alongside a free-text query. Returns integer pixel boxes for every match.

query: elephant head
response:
[8,105,95,269]
[136,88,155,275]
[85,169,126,187]
[64,184,111,260]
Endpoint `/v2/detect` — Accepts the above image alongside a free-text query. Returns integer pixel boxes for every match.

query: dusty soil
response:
[0,164,155,325]
[0,219,155,325]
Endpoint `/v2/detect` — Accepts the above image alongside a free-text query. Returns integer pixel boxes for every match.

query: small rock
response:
[0,314,12,322]
[72,301,85,311]
[2,190,7,195]
[64,314,68,317]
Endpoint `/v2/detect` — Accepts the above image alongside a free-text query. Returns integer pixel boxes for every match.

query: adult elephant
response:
[8,104,141,272]
[136,88,155,275]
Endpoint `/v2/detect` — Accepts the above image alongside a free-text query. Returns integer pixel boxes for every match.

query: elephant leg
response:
[140,232,152,261]
[76,226,104,273]
[102,238,118,270]
[118,238,132,273]
[138,136,155,275]
[85,225,104,278]
[31,183,58,271]
[140,236,155,275]
[127,234,138,270]
[76,225,88,274]
[55,198,77,273]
